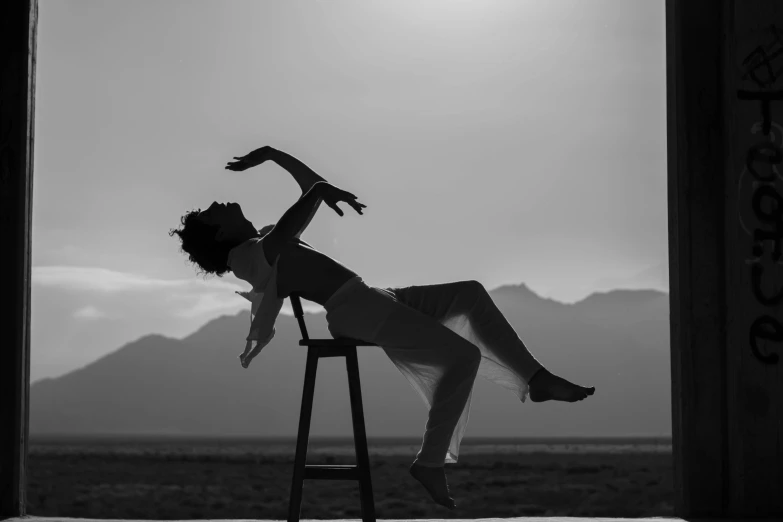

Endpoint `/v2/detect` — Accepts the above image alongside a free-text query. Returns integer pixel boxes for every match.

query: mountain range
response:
[30,283,671,438]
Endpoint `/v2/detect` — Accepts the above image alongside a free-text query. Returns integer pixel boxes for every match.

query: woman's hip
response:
[325,280,480,357]
[324,277,400,340]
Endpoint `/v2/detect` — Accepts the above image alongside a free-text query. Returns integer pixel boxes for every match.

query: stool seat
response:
[287,294,377,522]
[299,338,377,347]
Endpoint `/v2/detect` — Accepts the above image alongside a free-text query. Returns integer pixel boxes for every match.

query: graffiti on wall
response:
[737,24,783,365]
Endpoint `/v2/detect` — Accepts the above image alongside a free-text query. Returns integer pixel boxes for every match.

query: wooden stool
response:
[287,294,377,522]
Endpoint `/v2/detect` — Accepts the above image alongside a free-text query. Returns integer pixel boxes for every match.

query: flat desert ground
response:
[27,437,674,519]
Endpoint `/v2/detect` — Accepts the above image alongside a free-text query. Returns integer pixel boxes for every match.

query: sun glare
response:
[373,0,527,29]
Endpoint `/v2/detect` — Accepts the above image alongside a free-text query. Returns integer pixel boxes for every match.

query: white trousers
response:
[324,276,544,467]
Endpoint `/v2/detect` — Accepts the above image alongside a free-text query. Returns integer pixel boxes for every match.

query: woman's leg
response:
[326,283,482,509]
[370,300,482,511]
[388,280,543,389]
[370,303,482,466]
[387,280,595,402]
[328,285,483,465]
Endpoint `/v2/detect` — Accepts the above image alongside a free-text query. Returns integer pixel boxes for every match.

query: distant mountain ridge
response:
[30,283,671,439]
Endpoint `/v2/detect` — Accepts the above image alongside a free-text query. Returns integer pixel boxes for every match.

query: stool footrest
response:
[304,464,360,481]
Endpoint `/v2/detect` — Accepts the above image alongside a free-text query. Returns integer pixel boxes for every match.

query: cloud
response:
[29,265,328,382]
[170,291,246,319]
[32,266,239,293]
[73,305,107,320]
[33,265,248,319]
[591,262,669,293]
[31,265,325,320]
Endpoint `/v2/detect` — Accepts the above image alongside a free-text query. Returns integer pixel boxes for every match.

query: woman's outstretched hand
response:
[225,146,276,171]
[318,183,367,217]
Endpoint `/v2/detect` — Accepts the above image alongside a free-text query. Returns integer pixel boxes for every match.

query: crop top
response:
[228,224,313,358]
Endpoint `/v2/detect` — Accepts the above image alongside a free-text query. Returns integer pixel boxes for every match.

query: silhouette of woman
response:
[170,146,596,510]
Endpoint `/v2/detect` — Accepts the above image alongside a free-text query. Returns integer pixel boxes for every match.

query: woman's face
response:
[198,202,253,242]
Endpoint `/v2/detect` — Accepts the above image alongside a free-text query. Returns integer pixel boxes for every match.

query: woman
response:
[169,146,596,510]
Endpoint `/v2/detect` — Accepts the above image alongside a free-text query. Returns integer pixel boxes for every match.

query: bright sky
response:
[31,0,667,382]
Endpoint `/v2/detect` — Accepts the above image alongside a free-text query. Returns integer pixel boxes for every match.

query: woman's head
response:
[169,201,257,277]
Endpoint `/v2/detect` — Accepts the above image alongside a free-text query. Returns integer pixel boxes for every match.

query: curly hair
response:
[169,209,241,278]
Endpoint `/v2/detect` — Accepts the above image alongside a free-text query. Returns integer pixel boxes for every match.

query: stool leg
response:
[345,348,376,522]
[288,349,319,522]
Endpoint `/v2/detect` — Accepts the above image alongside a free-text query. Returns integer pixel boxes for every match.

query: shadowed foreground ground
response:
[27,440,673,519]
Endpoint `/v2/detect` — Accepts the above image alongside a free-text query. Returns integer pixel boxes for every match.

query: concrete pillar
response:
[668,0,783,517]
[0,0,37,518]
[727,1,783,517]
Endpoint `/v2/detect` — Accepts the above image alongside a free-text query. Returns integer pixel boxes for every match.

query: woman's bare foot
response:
[528,368,595,403]
[409,463,456,509]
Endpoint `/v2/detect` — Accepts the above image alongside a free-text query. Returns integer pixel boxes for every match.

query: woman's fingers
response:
[323,189,365,216]
[225,159,250,170]
[327,201,344,216]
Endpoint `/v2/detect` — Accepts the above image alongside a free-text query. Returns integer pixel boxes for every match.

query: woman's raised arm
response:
[226,146,327,195]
